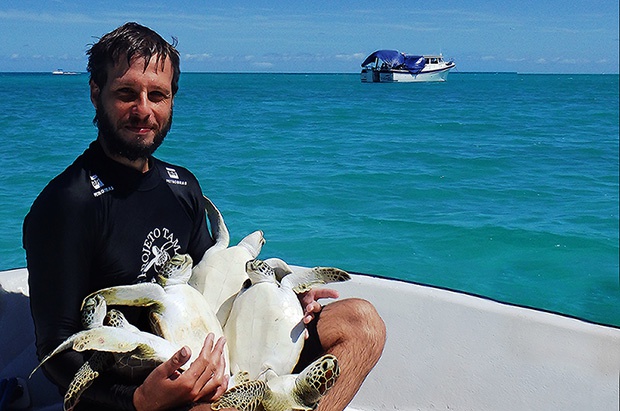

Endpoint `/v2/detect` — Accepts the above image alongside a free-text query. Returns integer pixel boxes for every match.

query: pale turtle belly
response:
[195,251,249,315]
[225,284,305,379]
[157,285,228,367]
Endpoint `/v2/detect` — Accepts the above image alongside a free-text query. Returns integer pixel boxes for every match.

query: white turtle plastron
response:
[86,255,230,375]
[189,196,265,325]
[224,261,306,379]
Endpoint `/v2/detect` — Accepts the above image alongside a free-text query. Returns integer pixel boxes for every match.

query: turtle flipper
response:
[64,352,114,411]
[64,362,98,411]
[83,283,166,310]
[203,195,230,249]
[212,380,266,411]
[68,327,144,353]
[30,334,83,378]
[293,354,340,408]
[239,230,265,258]
[31,325,128,378]
[230,370,250,385]
[285,266,350,294]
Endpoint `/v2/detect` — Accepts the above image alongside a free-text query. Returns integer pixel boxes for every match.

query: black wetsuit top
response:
[23,140,214,410]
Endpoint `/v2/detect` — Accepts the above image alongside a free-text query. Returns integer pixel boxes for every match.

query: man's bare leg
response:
[315,298,386,411]
[194,298,385,411]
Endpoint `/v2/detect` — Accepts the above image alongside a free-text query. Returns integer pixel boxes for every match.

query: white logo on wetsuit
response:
[164,166,188,186]
[166,167,179,179]
[138,227,181,281]
[90,173,114,197]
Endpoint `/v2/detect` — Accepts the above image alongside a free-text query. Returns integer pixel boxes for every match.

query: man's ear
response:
[90,80,100,109]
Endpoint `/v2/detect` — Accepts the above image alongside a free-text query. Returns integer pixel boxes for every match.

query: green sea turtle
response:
[224,258,350,379]
[189,196,265,325]
[213,354,340,411]
[83,253,230,375]
[31,295,180,411]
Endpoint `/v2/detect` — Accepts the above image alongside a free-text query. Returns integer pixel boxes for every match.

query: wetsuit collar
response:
[86,140,160,193]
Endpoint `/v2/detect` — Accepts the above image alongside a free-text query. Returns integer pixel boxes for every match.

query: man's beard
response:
[95,103,172,162]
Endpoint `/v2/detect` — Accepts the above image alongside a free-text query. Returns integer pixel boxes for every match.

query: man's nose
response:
[131,93,151,117]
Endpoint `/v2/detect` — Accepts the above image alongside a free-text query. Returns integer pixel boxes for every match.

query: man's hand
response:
[133,333,229,411]
[298,288,340,325]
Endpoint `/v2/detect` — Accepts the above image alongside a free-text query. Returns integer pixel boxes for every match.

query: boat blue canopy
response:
[361,50,426,74]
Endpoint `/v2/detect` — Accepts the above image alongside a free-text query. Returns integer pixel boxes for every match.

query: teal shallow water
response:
[0,72,618,326]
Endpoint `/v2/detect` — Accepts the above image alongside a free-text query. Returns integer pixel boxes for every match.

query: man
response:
[24,23,385,411]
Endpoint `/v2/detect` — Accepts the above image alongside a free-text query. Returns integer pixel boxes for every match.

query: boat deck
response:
[2,268,619,410]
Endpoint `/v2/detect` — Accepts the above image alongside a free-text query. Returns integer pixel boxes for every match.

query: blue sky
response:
[1,1,618,73]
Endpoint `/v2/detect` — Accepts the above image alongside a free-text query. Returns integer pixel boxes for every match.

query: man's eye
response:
[149,92,168,102]
[116,89,136,101]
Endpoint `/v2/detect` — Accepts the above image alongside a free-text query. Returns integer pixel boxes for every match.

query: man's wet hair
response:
[87,22,181,96]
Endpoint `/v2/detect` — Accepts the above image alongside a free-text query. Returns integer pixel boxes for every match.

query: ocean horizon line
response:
[1,70,619,76]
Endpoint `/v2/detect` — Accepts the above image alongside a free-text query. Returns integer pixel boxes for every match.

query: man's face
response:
[90,54,174,162]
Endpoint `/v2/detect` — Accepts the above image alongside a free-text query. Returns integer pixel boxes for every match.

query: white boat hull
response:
[333,274,620,411]
[1,268,619,410]
[361,66,453,83]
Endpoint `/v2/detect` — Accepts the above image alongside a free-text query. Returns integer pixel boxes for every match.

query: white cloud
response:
[184,53,212,61]
[252,62,273,69]
[335,53,365,61]
[0,10,95,24]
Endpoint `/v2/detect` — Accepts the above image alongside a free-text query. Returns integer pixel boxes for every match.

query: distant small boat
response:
[361,50,455,83]
[52,69,79,75]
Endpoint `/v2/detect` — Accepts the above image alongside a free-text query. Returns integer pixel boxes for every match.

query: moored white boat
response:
[51,69,79,75]
[361,49,455,83]
[1,267,618,410]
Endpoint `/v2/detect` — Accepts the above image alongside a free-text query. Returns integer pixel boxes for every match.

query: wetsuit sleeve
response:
[24,184,137,410]
[24,184,96,361]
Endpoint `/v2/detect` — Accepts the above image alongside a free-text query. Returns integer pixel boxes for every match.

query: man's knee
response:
[320,298,386,351]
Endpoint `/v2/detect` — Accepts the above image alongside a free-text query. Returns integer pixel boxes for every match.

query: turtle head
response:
[104,308,132,329]
[245,259,276,284]
[158,253,193,286]
[81,294,107,329]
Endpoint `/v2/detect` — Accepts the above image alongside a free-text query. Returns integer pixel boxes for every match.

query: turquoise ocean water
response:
[1,72,618,327]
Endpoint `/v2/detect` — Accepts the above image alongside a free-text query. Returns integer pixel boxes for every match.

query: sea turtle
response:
[189,196,265,325]
[213,354,340,411]
[31,295,180,411]
[224,258,350,379]
[83,253,230,375]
